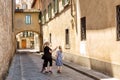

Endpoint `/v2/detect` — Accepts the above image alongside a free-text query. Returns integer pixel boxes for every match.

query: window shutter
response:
[116,5,120,41]
[62,0,65,6]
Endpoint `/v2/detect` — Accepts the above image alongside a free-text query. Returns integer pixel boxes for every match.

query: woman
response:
[41,42,57,73]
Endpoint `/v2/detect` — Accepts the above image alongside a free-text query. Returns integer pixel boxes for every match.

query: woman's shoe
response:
[49,71,53,74]
[41,68,45,73]
[44,71,49,74]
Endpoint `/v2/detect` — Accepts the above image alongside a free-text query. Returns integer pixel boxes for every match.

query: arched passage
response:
[16,30,43,52]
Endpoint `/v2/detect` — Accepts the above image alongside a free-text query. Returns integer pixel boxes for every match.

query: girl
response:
[56,46,63,73]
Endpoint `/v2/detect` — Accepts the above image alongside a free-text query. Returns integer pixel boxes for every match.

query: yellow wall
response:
[79,0,120,78]
[14,11,40,35]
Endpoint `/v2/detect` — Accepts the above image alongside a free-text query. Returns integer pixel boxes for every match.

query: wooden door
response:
[22,39,26,48]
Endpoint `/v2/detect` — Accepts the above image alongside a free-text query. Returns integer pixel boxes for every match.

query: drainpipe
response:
[75,0,81,54]
[76,0,86,56]
[76,0,81,36]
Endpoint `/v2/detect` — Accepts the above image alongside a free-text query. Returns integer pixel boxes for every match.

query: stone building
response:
[16,0,33,9]
[32,0,120,79]
[0,0,16,80]
[14,9,43,51]
[15,0,43,51]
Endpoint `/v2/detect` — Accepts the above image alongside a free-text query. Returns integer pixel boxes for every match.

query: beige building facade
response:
[32,0,120,79]
[14,9,43,51]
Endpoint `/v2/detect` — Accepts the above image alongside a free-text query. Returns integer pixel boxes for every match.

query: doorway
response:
[22,39,26,48]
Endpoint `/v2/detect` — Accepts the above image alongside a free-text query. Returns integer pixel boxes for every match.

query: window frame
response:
[25,15,31,25]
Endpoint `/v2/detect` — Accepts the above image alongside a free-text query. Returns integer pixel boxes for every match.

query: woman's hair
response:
[43,42,49,48]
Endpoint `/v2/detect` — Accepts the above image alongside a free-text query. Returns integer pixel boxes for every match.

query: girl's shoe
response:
[57,70,61,73]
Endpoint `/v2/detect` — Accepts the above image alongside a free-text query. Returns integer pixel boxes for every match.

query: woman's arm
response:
[49,47,57,53]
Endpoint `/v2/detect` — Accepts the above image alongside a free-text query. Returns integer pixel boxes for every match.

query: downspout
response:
[76,0,81,36]
[75,0,82,54]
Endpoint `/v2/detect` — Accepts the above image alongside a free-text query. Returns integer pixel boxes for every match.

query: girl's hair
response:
[59,46,62,53]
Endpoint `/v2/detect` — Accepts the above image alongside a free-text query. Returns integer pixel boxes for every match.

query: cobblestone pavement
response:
[6,52,95,80]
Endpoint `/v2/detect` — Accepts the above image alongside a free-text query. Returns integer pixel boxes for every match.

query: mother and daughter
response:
[41,42,63,74]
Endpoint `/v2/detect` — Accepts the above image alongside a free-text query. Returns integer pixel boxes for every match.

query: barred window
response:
[65,29,69,45]
[81,17,86,41]
[116,5,120,41]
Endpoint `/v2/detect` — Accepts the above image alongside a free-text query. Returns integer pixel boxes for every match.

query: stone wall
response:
[0,0,15,80]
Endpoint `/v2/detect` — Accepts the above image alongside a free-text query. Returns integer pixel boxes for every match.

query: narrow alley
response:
[6,51,96,80]
[1,0,120,80]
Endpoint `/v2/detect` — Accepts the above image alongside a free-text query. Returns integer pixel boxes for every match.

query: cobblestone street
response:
[6,52,96,80]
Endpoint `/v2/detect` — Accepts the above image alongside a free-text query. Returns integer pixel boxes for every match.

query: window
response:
[26,31,28,37]
[25,15,31,24]
[65,29,69,45]
[23,31,27,37]
[53,0,59,13]
[42,13,44,24]
[23,31,28,37]
[49,33,52,43]
[116,5,120,41]
[39,12,42,22]
[48,3,52,19]
[81,17,86,41]
[30,32,34,37]
[44,10,46,22]
[62,0,69,6]
[22,4,27,9]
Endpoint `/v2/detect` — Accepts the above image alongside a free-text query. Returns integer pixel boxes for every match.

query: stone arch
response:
[15,30,40,36]
[15,30,43,51]
[15,29,40,36]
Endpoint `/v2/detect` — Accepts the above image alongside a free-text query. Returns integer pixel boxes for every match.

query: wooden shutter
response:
[116,5,120,41]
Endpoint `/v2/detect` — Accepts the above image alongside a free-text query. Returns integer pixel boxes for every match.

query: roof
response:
[15,9,40,13]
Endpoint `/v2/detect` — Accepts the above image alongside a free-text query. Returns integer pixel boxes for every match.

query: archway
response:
[16,30,42,52]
